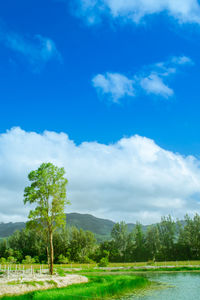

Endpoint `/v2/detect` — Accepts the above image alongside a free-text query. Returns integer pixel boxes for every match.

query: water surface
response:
[122,273,200,299]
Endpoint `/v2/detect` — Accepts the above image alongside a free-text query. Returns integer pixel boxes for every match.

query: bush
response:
[147,260,154,266]
[57,254,69,264]
[79,256,94,264]
[33,256,40,263]
[98,257,109,267]
[7,256,17,264]
[22,255,35,264]
[0,257,7,264]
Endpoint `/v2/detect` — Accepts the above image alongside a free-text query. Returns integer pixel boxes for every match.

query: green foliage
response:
[24,163,69,233]
[57,254,69,264]
[22,255,35,264]
[111,221,128,261]
[69,227,96,263]
[2,213,200,264]
[157,215,176,260]
[24,162,69,274]
[98,256,109,267]
[145,225,161,261]
[56,268,66,277]
[0,257,6,264]
[7,256,17,264]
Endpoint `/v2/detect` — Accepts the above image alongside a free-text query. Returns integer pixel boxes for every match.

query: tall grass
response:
[0,275,150,300]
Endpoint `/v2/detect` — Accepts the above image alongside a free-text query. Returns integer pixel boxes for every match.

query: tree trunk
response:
[49,230,54,275]
[46,246,50,266]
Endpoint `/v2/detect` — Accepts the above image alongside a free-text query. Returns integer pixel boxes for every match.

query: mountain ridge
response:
[0,212,137,239]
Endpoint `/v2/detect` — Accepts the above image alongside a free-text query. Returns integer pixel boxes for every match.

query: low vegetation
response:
[0,275,151,300]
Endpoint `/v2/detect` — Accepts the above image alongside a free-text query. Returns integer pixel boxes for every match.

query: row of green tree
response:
[1,214,200,264]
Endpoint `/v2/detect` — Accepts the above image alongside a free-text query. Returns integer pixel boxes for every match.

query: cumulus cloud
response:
[0,127,200,224]
[72,0,200,25]
[92,56,193,102]
[0,27,61,71]
[92,72,134,102]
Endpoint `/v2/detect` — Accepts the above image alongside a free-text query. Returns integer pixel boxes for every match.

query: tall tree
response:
[111,222,128,261]
[132,223,146,262]
[157,215,176,260]
[24,162,69,274]
[145,225,161,261]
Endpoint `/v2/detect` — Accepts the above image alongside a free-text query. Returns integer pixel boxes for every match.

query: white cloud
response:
[140,73,174,98]
[1,127,200,224]
[73,0,200,25]
[0,28,61,71]
[92,55,193,102]
[171,55,193,65]
[92,72,134,102]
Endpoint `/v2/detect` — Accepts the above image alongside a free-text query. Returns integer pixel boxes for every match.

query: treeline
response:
[0,214,200,264]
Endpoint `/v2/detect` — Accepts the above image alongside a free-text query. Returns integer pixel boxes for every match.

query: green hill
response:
[0,222,25,238]
[0,213,155,241]
[0,213,116,239]
[0,213,182,242]
[66,213,115,236]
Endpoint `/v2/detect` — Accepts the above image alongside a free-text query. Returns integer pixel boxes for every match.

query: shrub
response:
[98,257,109,267]
[57,254,69,264]
[0,257,7,264]
[7,256,17,264]
[33,256,40,263]
[147,260,154,266]
[22,256,35,264]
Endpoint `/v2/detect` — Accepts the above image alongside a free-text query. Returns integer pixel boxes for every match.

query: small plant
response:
[98,257,109,267]
[8,281,46,287]
[147,260,154,266]
[56,267,66,277]
[7,281,19,285]
[46,280,58,287]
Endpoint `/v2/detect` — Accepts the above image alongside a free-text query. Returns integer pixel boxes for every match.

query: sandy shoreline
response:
[0,274,88,296]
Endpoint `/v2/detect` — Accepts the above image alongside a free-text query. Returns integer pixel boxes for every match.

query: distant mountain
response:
[0,222,25,238]
[66,213,115,237]
[0,213,182,241]
[0,213,117,239]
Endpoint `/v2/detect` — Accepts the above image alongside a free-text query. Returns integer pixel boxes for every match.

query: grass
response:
[55,268,66,277]
[45,280,57,287]
[66,266,200,274]
[1,261,200,271]
[6,280,58,287]
[7,281,45,287]
[0,275,151,300]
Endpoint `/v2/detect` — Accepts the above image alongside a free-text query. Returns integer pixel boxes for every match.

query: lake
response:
[121,272,200,299]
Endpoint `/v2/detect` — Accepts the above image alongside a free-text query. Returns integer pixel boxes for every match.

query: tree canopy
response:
[24,162,69,274]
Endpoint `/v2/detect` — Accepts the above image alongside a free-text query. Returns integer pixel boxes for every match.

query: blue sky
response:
[0,0,200,155]
[2,0,200,223]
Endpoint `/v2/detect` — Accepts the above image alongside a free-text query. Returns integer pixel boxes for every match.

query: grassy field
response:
[0,275,151,300]
[1,260,200,271]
